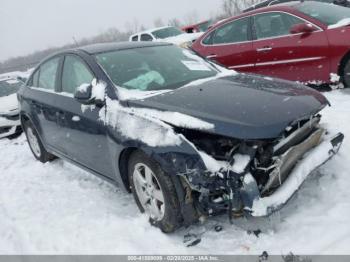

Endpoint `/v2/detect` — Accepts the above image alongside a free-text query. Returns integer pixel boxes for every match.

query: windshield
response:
[297,2,350,25]
[198,21,211,32]
[151,27,183,39]
[0,79,21,97]
[95,45,218,92]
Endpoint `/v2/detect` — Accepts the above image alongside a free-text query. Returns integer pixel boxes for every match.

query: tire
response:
[128,150,182,233]
[23,120,56,163]
[341,58,350,88]
[7,127,23,140]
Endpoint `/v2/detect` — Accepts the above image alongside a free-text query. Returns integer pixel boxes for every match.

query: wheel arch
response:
[338,50,350,78]
[20,113,30,125]
[20,112,49,153]
[118,147,138,193]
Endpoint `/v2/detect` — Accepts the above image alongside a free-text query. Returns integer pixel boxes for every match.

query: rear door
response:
[194,16,256,73]
[54,54,114,177]
[252,11,329,82]
[25,56,62,148]
[140,34,154,41]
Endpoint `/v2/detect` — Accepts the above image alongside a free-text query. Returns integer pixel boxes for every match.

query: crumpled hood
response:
[128,74,328,140]
[0,93,19,115]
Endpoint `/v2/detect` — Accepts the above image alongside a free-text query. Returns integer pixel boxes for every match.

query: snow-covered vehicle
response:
[0,77,23,139]
[129,26,203,48]
[18,42,344,233]
[243,0,350,12]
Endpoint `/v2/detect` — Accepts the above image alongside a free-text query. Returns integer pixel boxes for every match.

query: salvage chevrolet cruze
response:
[18,42,344,232]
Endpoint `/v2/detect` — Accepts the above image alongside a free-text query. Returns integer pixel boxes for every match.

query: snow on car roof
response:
[130,26,175,37]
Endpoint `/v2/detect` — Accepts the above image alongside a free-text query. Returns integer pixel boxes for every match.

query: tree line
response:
[0,0,260,74]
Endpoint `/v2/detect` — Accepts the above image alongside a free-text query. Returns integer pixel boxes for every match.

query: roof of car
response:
[214,1,303,26]
[75,41,172,55]
[130,26,175,37]
[243,1,301,14]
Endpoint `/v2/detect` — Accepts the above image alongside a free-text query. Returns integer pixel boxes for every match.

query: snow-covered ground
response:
[0,89,350,255]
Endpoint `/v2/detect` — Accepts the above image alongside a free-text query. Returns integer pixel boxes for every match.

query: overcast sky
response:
[0,0,221,62]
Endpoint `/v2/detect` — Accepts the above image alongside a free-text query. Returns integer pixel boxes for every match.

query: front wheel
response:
[128,150,182,233]
[341,58,350,88]
[23,120,56,163]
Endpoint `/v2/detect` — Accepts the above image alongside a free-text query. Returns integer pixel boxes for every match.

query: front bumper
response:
[0,115,21,139]
[242,132,344,217]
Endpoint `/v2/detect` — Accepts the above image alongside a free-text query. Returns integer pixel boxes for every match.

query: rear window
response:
[297,2,350,25]
[151,27,183,39]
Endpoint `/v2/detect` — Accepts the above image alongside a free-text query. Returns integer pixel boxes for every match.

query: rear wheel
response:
[23,120,56,163]
[341,58,350,88]
[128,150,182,233]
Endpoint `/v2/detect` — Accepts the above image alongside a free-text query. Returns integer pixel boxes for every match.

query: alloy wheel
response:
[133,163,165,221]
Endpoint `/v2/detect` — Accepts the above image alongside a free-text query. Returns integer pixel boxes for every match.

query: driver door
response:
[252,11,329,83]
[53,54,114,178]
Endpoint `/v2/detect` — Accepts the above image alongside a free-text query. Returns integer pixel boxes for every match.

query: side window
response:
[140,34,153,41]
[202,31,215,45]
[254,12,305,39]
[38,57,60,90]
[212,17,250,45]
[62,55,94,94]
[131,35,139,41]
[31,70,40,87]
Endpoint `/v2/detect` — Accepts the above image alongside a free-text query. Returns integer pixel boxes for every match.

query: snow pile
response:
[231,154,251,174]
[197,151,226,173]
[196,150,250,174]
[328,18,350,29]
[99,98,214,147]
[99,99,182,147]
[158,32,203,46]
[330,73,340,83]
[139,110,214,131]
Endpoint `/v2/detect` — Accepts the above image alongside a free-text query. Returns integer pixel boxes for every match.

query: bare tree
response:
[183,10,199,25]
[125,18,141,34]
[168,18,182,28]
[221,0,261,17]
[153,17,165,28]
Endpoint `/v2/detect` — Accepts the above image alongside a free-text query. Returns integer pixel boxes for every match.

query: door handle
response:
[206,54,218,59]
[257,47,273,52]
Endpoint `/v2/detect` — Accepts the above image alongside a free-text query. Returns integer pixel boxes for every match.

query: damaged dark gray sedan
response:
[18,42,344,233]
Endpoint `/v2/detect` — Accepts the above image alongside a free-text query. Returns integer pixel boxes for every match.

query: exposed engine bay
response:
[176,114,343,218]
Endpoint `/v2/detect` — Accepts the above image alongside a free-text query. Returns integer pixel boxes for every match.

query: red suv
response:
[192,1,350,87]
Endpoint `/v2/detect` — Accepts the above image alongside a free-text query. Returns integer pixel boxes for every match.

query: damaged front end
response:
[176,114,344,219]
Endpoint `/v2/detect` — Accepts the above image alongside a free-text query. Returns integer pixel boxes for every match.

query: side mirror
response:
[290,23,316,35]
[16,76,27,84]
[74,84,95,105]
